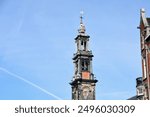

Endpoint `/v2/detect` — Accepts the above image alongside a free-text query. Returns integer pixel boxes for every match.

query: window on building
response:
[81,41,84,50]
[81,60,89,71]
[139,88,143,94]
[84,42,86,50]
[81,41,83,45]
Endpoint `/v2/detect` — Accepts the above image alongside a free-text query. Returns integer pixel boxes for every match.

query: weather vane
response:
[80,11,84,24]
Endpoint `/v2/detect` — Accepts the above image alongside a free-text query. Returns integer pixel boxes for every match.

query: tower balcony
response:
[70,76,98,86]
[72,73,96,81]
[73,50,93,60]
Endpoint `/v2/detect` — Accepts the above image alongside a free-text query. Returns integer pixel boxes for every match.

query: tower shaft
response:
[70,14,98,100]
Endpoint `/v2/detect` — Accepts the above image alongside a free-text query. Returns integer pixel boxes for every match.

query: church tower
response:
[70,13,98,100]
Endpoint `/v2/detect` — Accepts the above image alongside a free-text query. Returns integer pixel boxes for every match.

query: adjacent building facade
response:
[70,14,98,100]
[138,8,150,100]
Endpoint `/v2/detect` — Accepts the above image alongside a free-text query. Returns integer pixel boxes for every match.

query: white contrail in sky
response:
[0,67,62,100]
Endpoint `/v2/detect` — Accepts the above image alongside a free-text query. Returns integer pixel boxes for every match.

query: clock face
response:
[82,86,90,100]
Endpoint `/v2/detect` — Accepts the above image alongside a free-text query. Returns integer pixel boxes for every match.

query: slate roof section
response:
[127,96,137,100]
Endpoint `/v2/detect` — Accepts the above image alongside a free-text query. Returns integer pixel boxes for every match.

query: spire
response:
[80,11,83,24]
[78,11,86,34]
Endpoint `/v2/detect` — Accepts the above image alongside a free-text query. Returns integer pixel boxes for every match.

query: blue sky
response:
[0,0,150,100]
